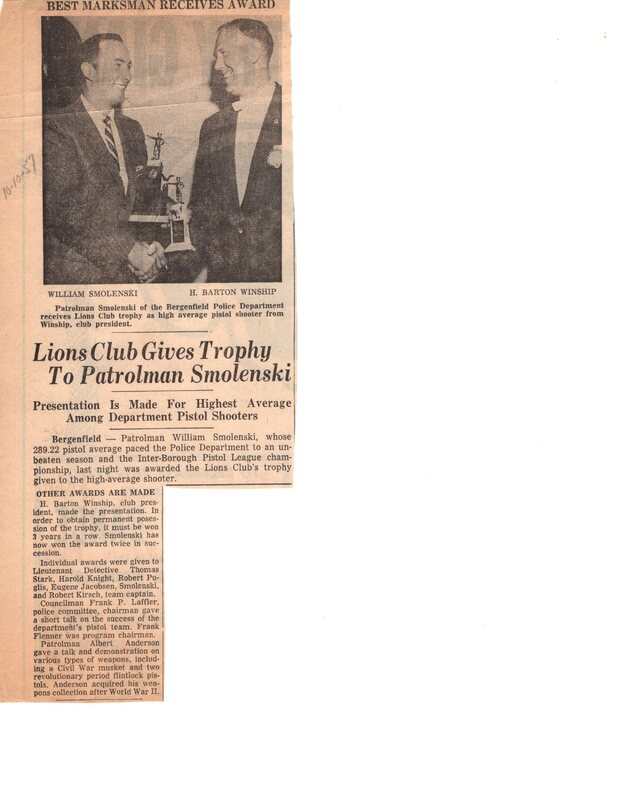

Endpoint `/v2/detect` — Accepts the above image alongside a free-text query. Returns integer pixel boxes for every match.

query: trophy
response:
[163,176,194,253]
[129,132,194,252]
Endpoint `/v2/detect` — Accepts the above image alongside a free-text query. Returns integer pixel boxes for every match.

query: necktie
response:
[103,115,120,171]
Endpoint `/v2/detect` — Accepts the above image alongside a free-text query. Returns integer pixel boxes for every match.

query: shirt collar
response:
[232,82,276,113]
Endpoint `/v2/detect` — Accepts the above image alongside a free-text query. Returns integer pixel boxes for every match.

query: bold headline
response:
[46,1,276,12]
[32,340,292,385]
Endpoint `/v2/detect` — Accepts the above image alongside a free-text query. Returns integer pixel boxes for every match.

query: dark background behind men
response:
[42,16,82,113]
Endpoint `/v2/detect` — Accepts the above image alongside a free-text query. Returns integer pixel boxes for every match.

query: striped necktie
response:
[103,114,120,171]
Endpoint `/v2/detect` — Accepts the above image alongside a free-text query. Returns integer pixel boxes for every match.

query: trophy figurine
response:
[130,132,167,219]
[149,132,165,161]
[129,131,194,253]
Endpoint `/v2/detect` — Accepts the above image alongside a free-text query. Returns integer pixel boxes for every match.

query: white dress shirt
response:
[232,82,276,206]
[80,95,129,193]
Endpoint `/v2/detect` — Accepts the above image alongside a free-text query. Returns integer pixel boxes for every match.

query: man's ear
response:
[247,39,264,65]
[81,61,96,83]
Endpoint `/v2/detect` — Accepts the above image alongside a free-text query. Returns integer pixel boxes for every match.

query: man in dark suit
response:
[44,33,166,284]
[189,19,282,283]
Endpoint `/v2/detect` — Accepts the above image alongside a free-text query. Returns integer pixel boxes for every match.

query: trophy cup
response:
[129,131,194,253]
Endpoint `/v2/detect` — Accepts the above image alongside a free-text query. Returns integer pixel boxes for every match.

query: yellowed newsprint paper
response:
[0,0,294,702]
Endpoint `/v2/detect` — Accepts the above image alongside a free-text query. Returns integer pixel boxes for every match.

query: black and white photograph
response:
[42,14,283,284]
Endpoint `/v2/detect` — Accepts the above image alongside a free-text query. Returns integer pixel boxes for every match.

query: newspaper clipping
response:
[0,0,294,701]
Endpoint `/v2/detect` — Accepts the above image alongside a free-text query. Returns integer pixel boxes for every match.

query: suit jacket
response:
[189,83,282,283]
[43,98,147,284]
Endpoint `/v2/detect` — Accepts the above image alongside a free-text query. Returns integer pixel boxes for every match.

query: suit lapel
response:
[221,106,240,210]
[73,101,125,192]
[241,84,282,211]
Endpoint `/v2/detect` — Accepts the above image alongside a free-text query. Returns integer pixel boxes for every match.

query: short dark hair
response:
[217,19,274,62]
[81,33,124,69]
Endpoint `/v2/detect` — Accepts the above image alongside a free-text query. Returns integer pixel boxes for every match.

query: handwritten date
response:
[3,154,36,201]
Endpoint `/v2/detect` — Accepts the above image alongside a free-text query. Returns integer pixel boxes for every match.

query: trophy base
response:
[165,204,195,252]
[165,241,196,253]
[128,214,168,223]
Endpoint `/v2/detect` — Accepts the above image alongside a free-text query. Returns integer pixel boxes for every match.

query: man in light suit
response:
[189,19,282,283]
[44,33,166,284]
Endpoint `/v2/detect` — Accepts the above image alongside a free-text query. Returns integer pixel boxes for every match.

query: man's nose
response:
[214,53,225,72]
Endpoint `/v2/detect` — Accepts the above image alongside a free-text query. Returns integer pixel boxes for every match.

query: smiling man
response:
[43,33,166,284]
[189,18,282,282]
